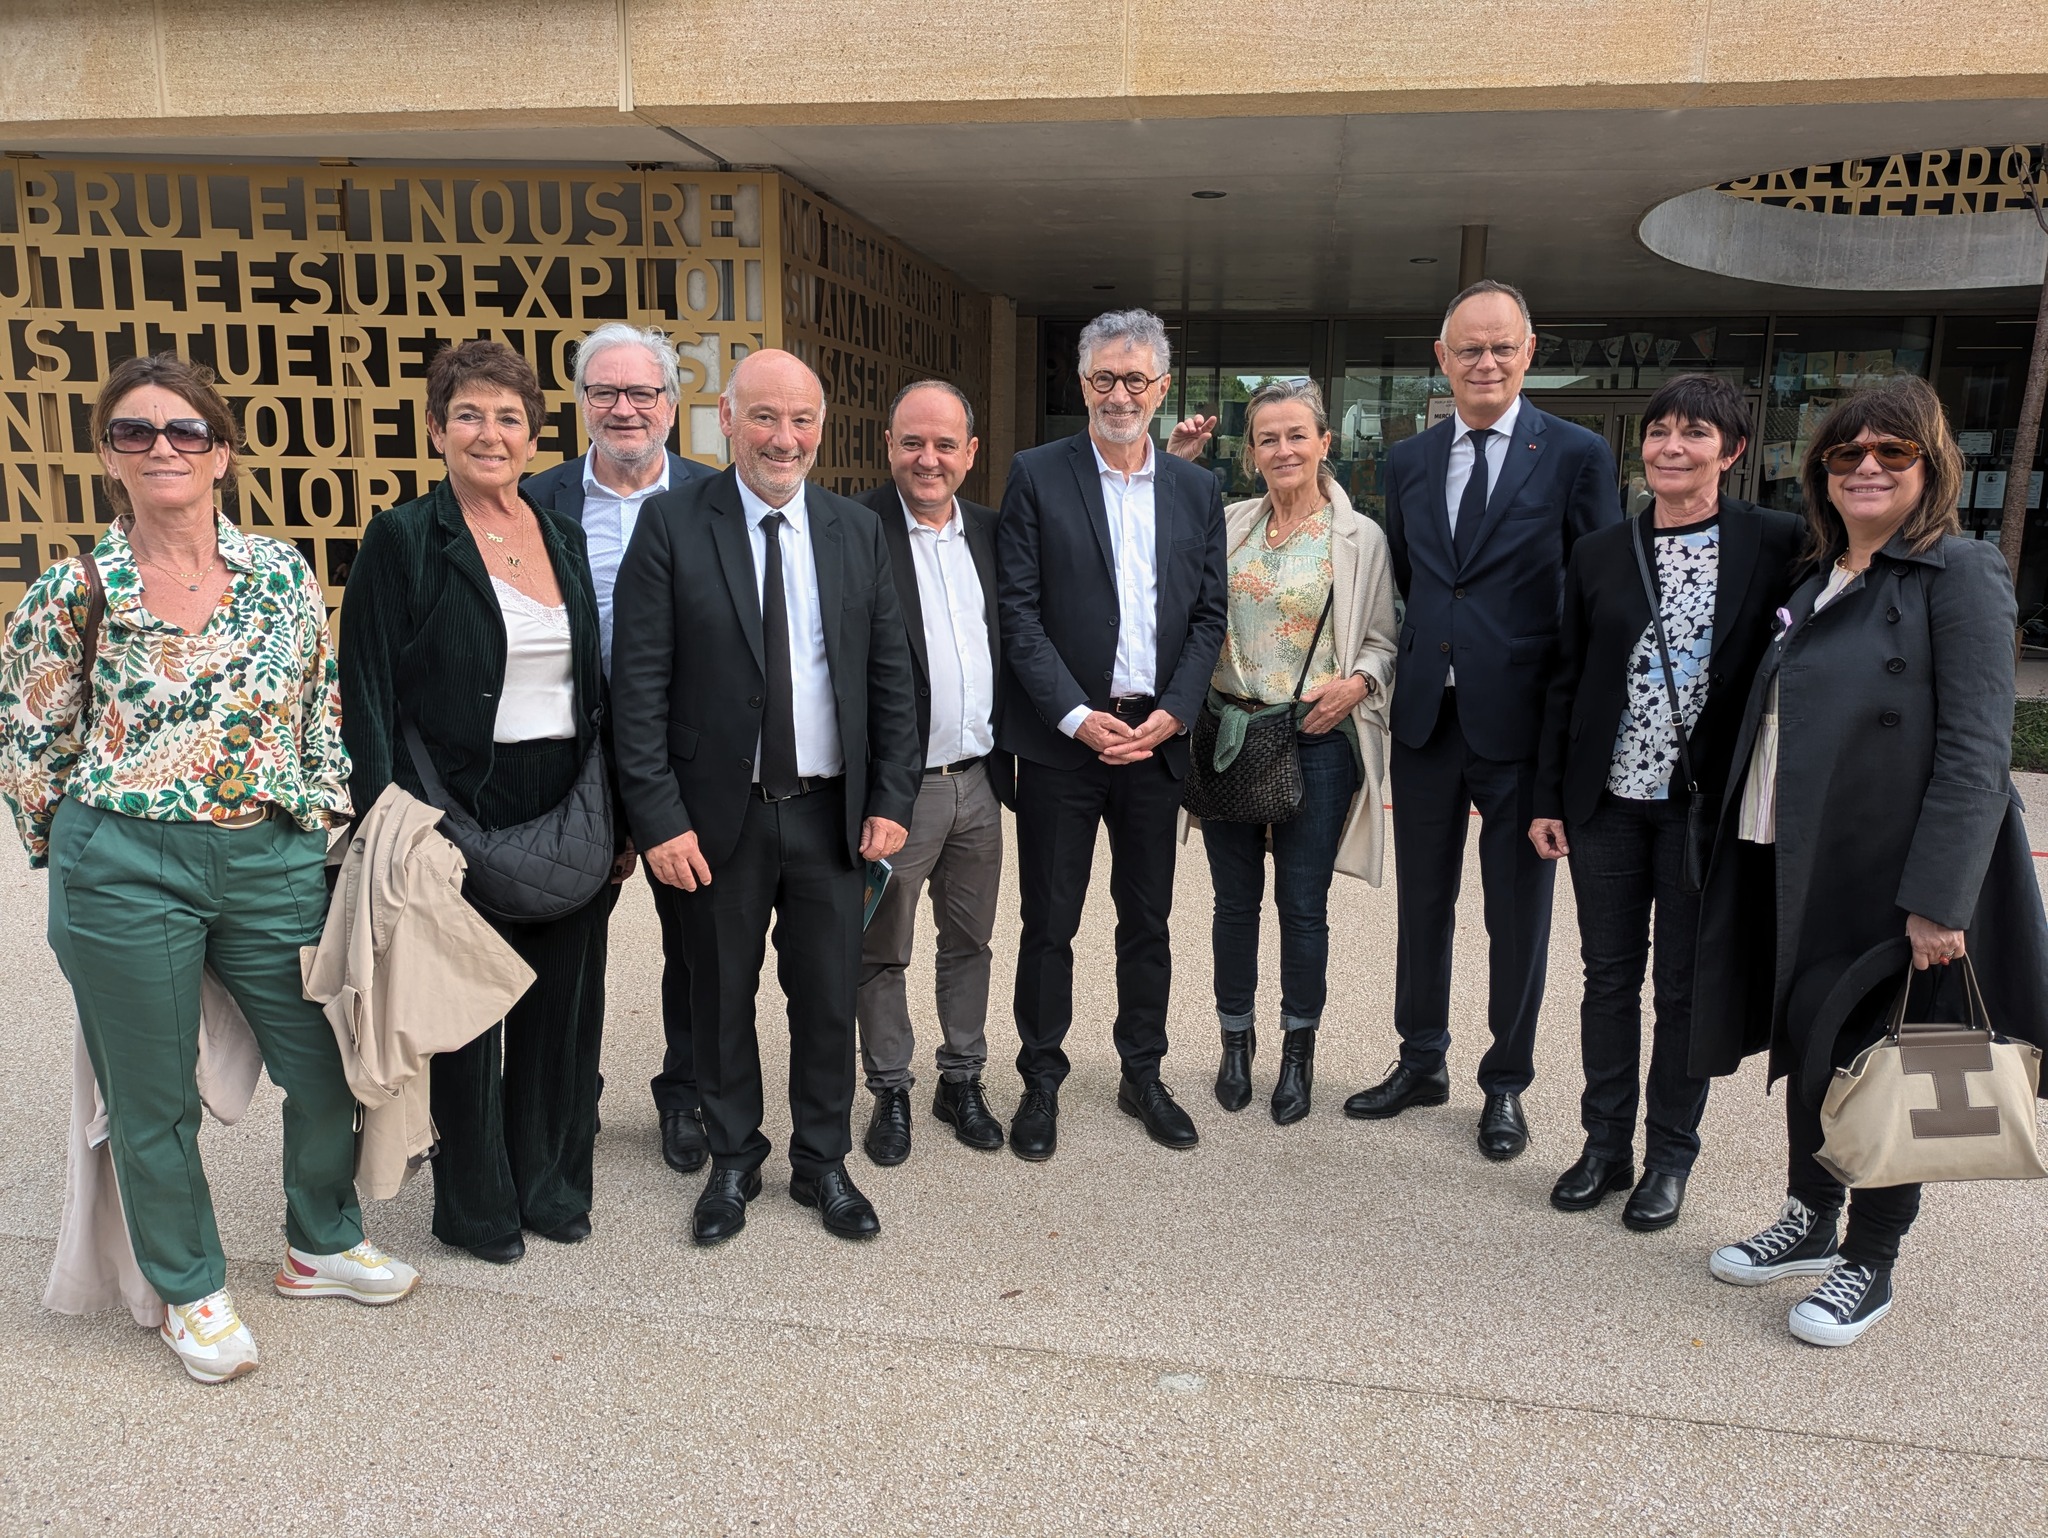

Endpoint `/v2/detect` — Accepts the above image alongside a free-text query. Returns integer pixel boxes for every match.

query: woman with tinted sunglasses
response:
[0,353,419,1385]
[1691,376,2048,1347]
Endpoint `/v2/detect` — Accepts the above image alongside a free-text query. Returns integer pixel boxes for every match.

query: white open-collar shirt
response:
[736,475,844,779]
[899,493,995,766]
[1058,435,1161,736]
[582,453,669,677]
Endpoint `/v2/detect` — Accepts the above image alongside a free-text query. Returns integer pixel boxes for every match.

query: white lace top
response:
[491,577,576,743]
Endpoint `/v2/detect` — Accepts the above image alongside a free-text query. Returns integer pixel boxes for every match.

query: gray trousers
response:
[856,761,1002,1091]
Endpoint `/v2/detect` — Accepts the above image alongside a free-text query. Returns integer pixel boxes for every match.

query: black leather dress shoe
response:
[1117,1076,1199,1149]
[1549,1150,1635,1212]
[465,1232,526,1265]
[1622,1170,1688,1232]
[1343,1061,1451,1120]
[791,1163,881,1240]
[1010,1088,1058,1162]
[661,1108,708,1175]
[933,1077,1005,1150]
[1477,1091,1529,1161]
[691,1165,763,1246]
[1214,1025,1255,1112]
[863,1087,913,1166]
[1270,1028,1315,1125]
[535,1212,592,1244]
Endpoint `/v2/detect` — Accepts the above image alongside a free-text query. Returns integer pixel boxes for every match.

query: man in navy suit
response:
[523,323,717,1178]
[1345,281,1621,1161]
[997,309,1228,1160]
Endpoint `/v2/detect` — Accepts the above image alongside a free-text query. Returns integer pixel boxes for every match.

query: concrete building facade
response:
[3,0,2045,608]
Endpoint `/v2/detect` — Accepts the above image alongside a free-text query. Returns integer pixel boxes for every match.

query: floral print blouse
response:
[0,515,350,866]
[1214,505,1340,704]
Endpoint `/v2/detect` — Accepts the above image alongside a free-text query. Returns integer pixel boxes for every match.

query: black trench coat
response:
[1690,531,2048,1104]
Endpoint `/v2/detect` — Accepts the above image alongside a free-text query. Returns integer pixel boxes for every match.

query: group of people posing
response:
[4,279,2043,1387]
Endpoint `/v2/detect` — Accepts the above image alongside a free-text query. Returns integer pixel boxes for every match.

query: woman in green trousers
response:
[0,353,419,1386]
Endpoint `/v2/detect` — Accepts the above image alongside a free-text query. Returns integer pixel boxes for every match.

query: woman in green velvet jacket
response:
[340,338,626,1265]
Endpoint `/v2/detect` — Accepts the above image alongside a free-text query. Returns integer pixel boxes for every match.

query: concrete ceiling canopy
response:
[1640,143,2048,292]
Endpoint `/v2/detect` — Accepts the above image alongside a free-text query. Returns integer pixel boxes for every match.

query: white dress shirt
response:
[736,475,844,779]
[1440,394,1522,686]
[580,453,669,676]
[1059,437,1161,736]
[900,494,995,766]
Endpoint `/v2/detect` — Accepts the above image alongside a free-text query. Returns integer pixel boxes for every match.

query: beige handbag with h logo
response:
[1817,956,2047,1187]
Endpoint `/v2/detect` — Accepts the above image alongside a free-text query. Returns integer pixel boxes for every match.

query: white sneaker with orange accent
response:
[274,1239,420,1306]
[162,1290,259,1384]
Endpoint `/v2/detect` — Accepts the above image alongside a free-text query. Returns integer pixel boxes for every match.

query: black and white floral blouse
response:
[1607,519,1719,801]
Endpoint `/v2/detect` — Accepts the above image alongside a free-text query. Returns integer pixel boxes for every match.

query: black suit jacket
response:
[609,466,922,868]
[521,449,717,530]
[1385,403,1621,761]
[994,432,1227,776]
[1533,496,1804,827]
[338,477,605,820]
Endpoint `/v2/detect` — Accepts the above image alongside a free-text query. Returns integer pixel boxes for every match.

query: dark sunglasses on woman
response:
[1818,438,1923,476]
[103,418,220,454]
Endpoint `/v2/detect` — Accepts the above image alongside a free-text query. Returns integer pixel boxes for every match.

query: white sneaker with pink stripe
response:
[274,1240,420,1305]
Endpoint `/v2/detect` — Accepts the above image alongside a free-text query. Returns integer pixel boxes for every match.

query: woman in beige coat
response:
[1180,380,1397,1124]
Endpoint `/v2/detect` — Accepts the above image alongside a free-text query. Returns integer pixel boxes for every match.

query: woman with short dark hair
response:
[0,352,417,1385]
[1692,375,2048,1346]
[341,338,627,1265]
[1531,374,1802,1232]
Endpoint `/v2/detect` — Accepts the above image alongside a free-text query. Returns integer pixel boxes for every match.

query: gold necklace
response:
[138,551,218,591]
[462,503,527,573]
[1265,501,1328,548]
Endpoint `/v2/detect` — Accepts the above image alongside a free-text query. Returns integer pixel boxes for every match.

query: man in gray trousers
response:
[852,380,1009,1164]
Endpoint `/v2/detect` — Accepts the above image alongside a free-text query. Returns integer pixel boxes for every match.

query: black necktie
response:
[1454,426,1493,565]
[757,512,801,797]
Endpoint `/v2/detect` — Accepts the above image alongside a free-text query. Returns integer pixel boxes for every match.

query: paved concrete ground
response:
[5,783,2047,1536]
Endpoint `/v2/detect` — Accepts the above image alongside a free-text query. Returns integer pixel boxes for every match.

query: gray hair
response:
[887,378,975,438]
[1439,279,1534,341]
[572,323,681,399]
[1078,308,1171,377]
[1240,378,1336,492]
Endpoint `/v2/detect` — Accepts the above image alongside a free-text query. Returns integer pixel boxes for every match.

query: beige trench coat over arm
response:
[1178,481,1399,884]
[300,784,535,1200]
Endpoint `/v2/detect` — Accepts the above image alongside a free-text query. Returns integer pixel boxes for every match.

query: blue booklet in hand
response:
[862,859,893,930]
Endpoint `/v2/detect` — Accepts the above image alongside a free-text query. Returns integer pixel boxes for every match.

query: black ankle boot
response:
[1215,1024,1255,1112]
[1270,1028,1315,1125]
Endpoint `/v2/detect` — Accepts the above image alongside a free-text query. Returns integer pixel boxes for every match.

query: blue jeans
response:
[1203,729,1361,1031]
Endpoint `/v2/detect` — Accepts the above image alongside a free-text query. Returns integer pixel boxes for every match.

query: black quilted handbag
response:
[401,713,613,924]
[1183,590,1333,825]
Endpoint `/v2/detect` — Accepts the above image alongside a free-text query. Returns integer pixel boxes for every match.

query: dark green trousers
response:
[428,738,615,1248]
[46,798,363,1305]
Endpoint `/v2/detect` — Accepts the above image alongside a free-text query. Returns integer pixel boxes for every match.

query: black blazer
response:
[1385,404,1621,761]
[994,431,1227,776]
[856,481,1001,756]
[1533,496,1804,827]
[521,449,716,529]
[609,466,922,868]
[338,477,605,818]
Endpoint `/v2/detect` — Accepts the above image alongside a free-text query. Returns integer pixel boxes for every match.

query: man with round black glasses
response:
[524,323,716,1178]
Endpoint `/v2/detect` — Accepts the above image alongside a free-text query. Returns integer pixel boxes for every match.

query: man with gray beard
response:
[524,323,716,1177]
[995,309,1228,1160]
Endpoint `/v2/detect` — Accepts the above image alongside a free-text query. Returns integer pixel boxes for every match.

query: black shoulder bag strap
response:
[1629,516,1709,894]
[1291,587,1337,707]
[75,549,108,725]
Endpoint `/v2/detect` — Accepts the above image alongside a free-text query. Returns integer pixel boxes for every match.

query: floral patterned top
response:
[0,514,350,866]
[1607,519,1719,801]
[1214,505,1340,704]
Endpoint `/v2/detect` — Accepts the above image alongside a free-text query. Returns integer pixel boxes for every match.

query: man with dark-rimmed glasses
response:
[995,308,1227,1160]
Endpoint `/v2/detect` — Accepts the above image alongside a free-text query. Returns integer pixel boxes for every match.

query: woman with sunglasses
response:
[1692,376,2048,1347]
[0,353,418,1386]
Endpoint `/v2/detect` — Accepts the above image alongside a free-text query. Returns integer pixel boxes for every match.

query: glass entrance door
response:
[1538,392,1764,511]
